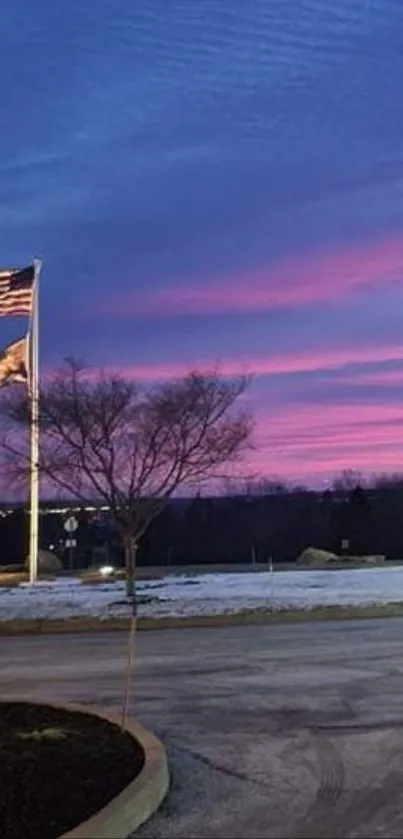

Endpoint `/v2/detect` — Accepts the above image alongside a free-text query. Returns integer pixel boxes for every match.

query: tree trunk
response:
[124,535,137,602]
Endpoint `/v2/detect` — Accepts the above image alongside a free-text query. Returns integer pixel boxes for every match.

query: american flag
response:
[0,265,35,317]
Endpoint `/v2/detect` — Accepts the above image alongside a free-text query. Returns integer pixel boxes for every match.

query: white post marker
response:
[64,516,78,572]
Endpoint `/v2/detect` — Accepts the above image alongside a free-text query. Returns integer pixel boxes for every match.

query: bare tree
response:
[332,469,364,493]
[0,360,253,597]
[222,475,296,497]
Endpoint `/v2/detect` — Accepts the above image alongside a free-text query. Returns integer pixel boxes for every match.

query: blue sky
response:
[2,0,403,484]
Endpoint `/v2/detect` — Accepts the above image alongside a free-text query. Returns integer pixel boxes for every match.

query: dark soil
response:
[0,701,145,839]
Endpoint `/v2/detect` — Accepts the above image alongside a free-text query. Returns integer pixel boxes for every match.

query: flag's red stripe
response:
[0,300,32,304]
[0,299,32,306]
[0,296,33,311]
[0,308,32,316]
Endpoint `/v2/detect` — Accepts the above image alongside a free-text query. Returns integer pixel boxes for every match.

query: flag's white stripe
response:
[0,294,32,308]
[0,290,33,299]
[0,295,33,305]
[0,307,31,311]
[0,288,32,301]
[0,291,33,300]
[0,303,32,313]
[0,306,32,313]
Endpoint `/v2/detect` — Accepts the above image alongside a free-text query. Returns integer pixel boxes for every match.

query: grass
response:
[2,601,403,635]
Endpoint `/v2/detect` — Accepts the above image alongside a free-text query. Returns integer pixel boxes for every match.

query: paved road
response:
[3,620,403,838]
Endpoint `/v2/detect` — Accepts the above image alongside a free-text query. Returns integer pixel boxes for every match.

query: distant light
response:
[49,544,54,551]
[100,565,114,577]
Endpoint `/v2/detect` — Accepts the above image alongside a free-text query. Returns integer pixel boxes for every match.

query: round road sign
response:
[64,516,78,533]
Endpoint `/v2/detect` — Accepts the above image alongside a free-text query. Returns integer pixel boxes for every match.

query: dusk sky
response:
[1,1,403,486]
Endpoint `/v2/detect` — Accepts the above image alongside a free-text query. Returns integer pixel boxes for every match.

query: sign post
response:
[64,516,78,572]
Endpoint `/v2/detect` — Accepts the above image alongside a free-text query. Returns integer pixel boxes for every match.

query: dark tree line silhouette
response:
[2,472,403,569]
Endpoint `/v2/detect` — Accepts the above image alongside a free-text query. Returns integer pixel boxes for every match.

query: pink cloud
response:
[250,401,403,483]
[326,369,403,387]
[86,346,403,484]
[43,350,403,486]
[98,234,403,318]
[103,341,403,382]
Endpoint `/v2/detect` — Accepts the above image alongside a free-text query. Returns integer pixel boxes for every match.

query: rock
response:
[297,547,339,565]
[24,550,63,574]
[343,554,386,566]
[364,554,386,565]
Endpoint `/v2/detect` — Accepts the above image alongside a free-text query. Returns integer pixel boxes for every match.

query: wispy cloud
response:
[90,346,403,484]
[251,401,403,484]
[96,341,403,383]
[92,235,403,320]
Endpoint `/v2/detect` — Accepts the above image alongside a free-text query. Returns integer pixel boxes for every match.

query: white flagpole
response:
[28,259,41,586]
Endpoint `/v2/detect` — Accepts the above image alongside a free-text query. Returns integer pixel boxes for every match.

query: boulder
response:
[24,549,63,574]
[297,547,339,566]
[343,554,386,566]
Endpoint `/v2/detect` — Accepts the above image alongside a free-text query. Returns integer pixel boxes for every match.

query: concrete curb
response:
[2,603,403,635]
[2,698,169,839]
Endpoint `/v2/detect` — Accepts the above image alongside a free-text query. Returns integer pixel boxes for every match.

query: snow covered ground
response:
[1,566,403,621]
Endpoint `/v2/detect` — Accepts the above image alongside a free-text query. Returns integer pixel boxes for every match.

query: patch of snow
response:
[0,566,403,622]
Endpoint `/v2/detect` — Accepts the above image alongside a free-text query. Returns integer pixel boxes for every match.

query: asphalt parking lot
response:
[3,619,403,837]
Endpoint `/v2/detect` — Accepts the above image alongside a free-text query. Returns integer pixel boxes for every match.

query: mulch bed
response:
[0,701,145,839]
